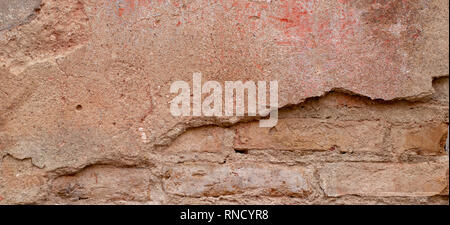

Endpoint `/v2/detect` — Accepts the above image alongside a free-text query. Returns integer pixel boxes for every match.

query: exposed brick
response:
[167,127,233,152]
[163,163,314,198]
[319,157,449,197]
[391,123,448,155]
[51,166,162,203]
[158,126,234,163]
[319,92,368,108]
[235,118,386,152]
[279,91,449,124]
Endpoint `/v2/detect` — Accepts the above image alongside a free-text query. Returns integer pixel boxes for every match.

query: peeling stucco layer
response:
[0,0,448,205]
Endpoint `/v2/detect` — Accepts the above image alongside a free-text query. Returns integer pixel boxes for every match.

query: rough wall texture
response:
[0,0,448,205]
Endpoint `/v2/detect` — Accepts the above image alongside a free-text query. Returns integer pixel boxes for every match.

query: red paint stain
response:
[270,17,294,23]
[275,0,316,38]
[108,0,417,99]
[268,0,360,49]
[254,62,264,73]
[118,7,125,17]
[115,0,162,17]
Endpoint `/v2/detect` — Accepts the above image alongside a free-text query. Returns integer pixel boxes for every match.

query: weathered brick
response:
[235,118,386,152]
[164,126,233,153]
[391,123,448,155]
[160,126,234,163]
[319,157,449,197]
[51,166,163,202]
[163,163,313,198]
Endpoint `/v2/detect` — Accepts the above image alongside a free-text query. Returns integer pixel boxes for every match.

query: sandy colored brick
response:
[160,126,234,163]
[235,118,386,152]
[164,126,234,153]
[163,163,313,198]
[319,157,449,197]
[51,166,161,202]
[391,123,448,155]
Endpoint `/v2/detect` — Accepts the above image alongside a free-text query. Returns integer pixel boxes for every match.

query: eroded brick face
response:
[0,0,448,205]
[234,119,386,152]
[319,159,449,197]
[163,163,314,198]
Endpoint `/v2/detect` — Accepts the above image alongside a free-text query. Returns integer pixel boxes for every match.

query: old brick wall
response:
[0,0,449,205]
